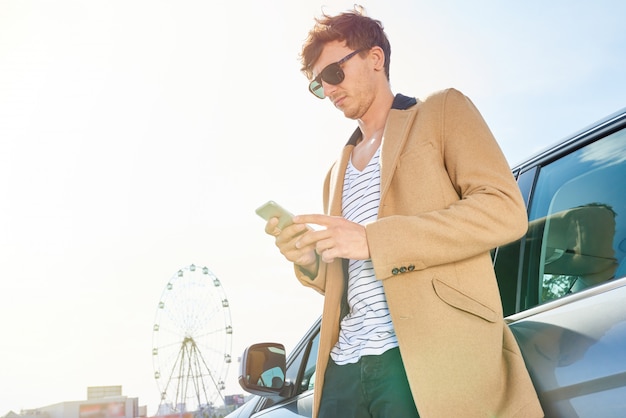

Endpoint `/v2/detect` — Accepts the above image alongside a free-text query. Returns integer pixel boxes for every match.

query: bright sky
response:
[1,0,625,415]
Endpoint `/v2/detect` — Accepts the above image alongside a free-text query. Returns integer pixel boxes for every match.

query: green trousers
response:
[318,347,420,418]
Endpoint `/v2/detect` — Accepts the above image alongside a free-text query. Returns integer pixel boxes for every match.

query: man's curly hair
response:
[300,6,391,81]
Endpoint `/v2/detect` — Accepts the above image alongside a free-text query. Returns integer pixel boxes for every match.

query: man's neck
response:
[357,90,395,143]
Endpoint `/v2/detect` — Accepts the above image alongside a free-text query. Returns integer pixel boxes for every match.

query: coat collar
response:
[328,94,420,216]
[345,94,418,146]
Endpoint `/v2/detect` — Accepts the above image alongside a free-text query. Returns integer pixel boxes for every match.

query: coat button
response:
[392,268,400,275]
[400,266,407,273]
[408,265,415,271]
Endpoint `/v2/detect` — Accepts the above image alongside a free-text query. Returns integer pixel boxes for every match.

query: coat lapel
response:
[380,105,420,205]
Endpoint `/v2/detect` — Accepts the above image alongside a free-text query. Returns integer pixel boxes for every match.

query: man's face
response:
[312,41,375,120]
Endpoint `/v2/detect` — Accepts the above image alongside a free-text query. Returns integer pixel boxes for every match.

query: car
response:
[227,106,626,418]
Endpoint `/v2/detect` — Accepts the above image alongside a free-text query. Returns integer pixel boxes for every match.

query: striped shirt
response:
[330,146,399,365]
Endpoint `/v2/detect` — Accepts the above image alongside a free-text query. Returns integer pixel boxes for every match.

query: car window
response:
[299,330,319,392]
[285,329,319,394]
[494,167,537,316]
[521,128,626,307]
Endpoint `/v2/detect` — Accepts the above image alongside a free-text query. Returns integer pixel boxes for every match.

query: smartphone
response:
[255,200,295,229]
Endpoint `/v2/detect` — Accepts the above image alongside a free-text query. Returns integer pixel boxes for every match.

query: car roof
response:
[512,106,626,173]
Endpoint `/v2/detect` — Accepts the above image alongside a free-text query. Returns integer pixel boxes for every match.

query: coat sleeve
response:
[366,88,528,280]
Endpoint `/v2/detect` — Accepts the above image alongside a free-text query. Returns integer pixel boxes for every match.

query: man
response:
[264,7,543,418]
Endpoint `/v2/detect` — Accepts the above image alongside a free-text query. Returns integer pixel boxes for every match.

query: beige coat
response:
[295,89,544,417]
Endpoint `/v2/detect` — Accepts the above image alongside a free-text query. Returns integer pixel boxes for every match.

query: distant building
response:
[0,386,248,418]
[2,386,142,418]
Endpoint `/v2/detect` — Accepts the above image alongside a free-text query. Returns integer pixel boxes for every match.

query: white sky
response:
[1,0,625,415]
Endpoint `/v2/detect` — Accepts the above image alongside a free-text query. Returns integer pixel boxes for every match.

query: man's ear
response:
[369,46,386,72]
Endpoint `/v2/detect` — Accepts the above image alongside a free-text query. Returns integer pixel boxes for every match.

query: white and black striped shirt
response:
[330,146,399,365]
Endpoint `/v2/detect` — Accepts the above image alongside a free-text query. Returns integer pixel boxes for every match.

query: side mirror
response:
[238,343,287,396]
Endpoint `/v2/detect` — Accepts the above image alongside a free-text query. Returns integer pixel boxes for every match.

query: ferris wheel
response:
[152,264,233,413]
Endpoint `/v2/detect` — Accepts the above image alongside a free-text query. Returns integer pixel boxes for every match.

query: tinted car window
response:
[495,127,626,314]
[286,330,319,394]
[521,128,626,308]
[494,166,538,316]
[299,331,319,392]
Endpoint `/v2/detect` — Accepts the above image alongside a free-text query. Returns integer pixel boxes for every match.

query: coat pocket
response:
[432,278,498,323]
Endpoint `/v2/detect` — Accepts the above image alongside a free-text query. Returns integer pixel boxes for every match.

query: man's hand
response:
[293,214,370,263]
[265,217,318,274]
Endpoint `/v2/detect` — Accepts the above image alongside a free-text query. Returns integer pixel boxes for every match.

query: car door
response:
[494,109,626,417]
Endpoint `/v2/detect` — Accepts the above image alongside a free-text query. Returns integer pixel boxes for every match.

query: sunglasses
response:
[308,49,365,99]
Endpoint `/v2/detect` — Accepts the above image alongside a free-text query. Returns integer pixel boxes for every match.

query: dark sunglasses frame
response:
[308,49,365,99]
